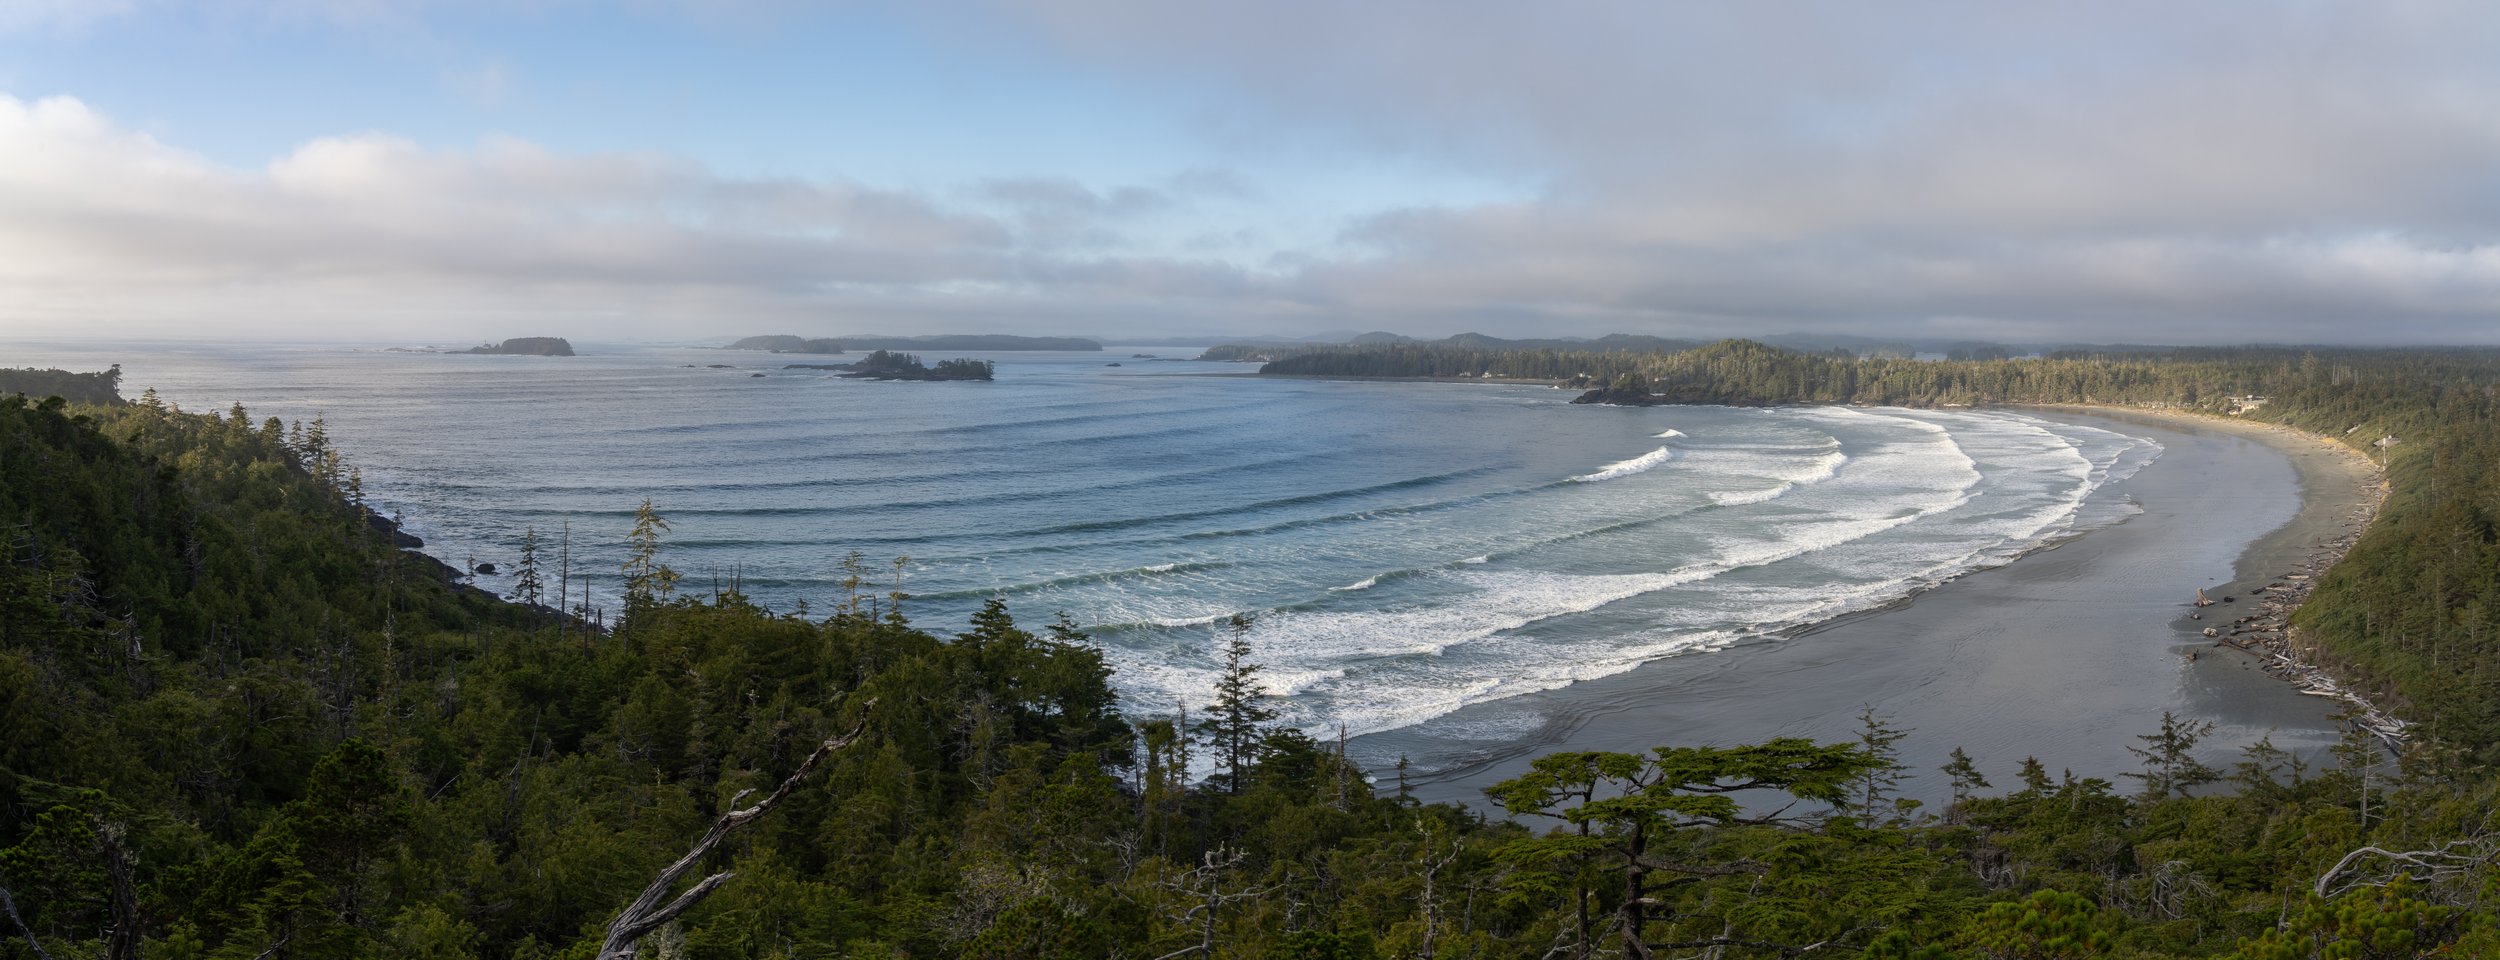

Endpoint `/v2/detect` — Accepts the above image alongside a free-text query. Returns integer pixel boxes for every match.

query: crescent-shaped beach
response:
[1359,406,2385,808]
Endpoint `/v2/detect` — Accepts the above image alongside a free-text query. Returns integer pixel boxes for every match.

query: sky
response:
[4,1,2500,345]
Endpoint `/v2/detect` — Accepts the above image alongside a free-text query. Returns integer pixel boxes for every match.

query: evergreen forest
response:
[6,348,2500,959]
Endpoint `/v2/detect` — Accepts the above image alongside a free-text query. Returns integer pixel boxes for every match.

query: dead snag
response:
[596,717,869,960]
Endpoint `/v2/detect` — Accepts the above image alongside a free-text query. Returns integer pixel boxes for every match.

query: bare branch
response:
[2314,839,2500,899]
[0,883,57,960]
[596,714,869,960]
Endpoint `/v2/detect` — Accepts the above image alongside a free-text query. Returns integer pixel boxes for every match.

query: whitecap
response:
[1570,445,1675,482]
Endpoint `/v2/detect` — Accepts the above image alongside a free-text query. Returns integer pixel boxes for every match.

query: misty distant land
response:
[457,337,575,356]
[727,333,1101,352]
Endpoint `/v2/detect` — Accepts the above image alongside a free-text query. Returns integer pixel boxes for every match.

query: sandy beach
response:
[1350,405,2385,810]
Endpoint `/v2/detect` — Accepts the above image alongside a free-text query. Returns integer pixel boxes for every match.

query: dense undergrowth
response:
[3,357,2498,958]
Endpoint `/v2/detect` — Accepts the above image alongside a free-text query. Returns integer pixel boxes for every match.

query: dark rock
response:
[459,337,574,356]
[363,511,423,549]
[474,561,499,575]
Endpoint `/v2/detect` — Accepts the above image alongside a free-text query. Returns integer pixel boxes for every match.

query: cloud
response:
[0,93,1292,338]
[952,0,2500,342]
[0,0,135,32]
[16,2,2500,343]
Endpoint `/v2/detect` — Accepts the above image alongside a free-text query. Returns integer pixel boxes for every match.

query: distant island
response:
[727,335,845,353]
[460,337,574,356]
[806,333,1101,351]
[788,350,994,381]
[1197,331,1708,363]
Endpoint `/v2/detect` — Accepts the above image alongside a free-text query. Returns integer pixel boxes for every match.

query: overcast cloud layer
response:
[7,1,2500,344]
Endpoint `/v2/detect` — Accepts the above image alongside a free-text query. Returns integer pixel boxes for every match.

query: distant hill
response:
[727,335,844,354]
[459,337,574,356]
[1196,332,1705,362]
[836,334,1101,352]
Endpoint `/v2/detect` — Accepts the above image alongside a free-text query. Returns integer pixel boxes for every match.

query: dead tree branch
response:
[596,716,869,960]
[2313,839,2500,900]
[0,883,57,960]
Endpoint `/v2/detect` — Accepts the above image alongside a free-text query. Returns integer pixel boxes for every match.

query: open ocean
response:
[4,340,2160,743]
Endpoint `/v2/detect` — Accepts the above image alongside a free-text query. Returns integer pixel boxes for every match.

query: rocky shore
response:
[2028,405,2402,748]
[2201,456,2398,745]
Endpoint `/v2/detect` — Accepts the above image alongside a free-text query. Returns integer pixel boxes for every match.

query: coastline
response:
[1350,404,2378,810]
[2019,404,2397,742]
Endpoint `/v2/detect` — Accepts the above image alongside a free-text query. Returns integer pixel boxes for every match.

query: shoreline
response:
[1351,403,2378,809]
[2018,404,2397,743]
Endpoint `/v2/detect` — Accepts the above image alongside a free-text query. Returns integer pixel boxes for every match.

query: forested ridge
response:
[5,365,2500,958]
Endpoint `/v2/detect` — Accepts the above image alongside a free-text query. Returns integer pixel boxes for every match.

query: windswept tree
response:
[2125,711,2221,800]
[1488,740,1877,958]
[507,526,544,608]
[1192,614,1276,795]
[1851,707,1918,824]
[621,499,680,605]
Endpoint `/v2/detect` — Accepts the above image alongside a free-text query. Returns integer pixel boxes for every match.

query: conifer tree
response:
[1942,746,1991,805]
[2125,710,2221,800]
[508,527,544,608]
[621,499,679,604]
[1851,707,1915,823]
[1192,613,1276,794]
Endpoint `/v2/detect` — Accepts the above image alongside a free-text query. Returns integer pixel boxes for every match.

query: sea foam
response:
[1569,445,1676,482]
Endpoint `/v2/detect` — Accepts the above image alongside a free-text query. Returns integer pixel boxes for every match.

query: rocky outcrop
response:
[460,337,574,356]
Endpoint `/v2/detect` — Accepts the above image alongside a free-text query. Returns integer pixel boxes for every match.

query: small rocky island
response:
[790,350,993,381]
[460,337,574,356]
[1569,377,1663,406]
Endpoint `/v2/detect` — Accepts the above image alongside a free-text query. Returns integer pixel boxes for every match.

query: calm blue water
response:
[3,340,2157,739]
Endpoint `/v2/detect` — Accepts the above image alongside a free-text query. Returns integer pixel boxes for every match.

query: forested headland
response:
[4,362,2499,958]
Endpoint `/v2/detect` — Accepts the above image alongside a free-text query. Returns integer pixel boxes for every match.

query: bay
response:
[3,340,2158,752]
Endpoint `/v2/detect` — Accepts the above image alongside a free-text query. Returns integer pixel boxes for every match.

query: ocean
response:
[4,340,2161,752]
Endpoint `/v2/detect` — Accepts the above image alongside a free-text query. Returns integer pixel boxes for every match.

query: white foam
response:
[1144,563,1179,573]
[1149,613,1226,628]
[1706,450,1850,506]
[1570,445,1676,482]
[1100,404,2174,747]
[1654,428,1686,438]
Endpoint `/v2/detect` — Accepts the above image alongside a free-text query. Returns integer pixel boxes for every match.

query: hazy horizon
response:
[6,3,2500,346]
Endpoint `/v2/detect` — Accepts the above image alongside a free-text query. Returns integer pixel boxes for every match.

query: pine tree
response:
[1192,613,1277,794]
[508,526,544,608]
[2125,710,2220,800]
[1942,746,1991,805]
[621,499,679,605]
[2018,756,2053,793]
[1851,707,1916,823]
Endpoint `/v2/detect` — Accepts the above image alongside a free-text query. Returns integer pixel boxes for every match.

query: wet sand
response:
[1351,407,2382,810]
